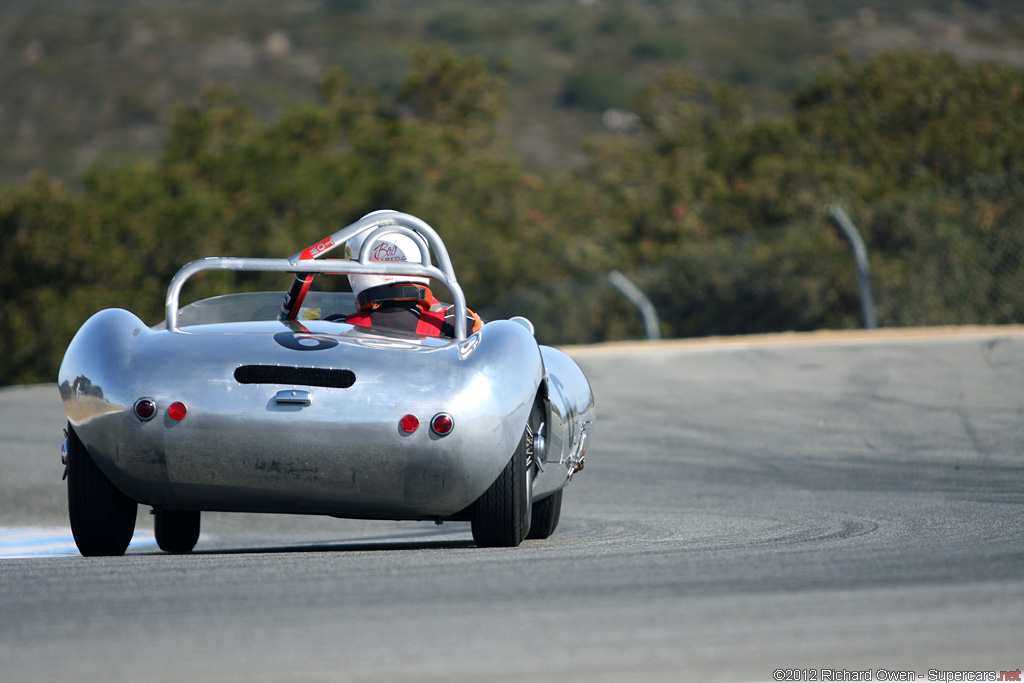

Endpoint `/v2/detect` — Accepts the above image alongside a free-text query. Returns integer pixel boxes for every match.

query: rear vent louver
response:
[234,365,356,389]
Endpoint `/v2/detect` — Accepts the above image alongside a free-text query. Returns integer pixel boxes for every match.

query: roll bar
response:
[165,211,469,339]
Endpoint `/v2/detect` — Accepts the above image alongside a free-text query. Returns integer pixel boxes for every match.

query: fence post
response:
[608,270,661,340]
[826,204,878,330]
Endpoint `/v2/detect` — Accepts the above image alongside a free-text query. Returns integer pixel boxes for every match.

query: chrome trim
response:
[133,397,157,421]
[529,420,546,473]
[165,258,458,336]
[165,211,468,339]
[430,413,454,436]
[60,428,68,480]
[510,316,535,336]
[275,389,312,406]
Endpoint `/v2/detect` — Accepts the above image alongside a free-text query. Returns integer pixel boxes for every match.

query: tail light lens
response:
[430,413,454,436]
[134,398,157,421]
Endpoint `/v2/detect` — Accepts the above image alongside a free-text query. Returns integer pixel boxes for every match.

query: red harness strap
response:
[414,310,446,336]
[344,311,374,327]
[345,307,448,337]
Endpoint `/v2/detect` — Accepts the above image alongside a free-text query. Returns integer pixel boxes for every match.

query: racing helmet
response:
[345,231,429,299]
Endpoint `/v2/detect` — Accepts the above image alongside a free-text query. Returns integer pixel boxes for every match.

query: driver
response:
[333,231,482,338]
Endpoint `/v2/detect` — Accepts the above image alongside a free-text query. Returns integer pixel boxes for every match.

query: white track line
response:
[0,527,158,558]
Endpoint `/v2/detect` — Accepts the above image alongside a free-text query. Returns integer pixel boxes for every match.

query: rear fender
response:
[534,346,596,498]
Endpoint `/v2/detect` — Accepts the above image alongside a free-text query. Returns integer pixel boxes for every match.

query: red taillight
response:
[134,398,156,421]
[399,414,419,434]
[168,402,187,421]
[430,413,454,436]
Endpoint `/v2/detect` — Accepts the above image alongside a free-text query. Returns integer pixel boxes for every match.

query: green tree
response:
[3,47,1024,385]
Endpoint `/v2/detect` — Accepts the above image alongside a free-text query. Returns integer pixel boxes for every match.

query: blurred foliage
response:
[4,0,1024,187]
[2,40,1024,384]
[561,66,633,111]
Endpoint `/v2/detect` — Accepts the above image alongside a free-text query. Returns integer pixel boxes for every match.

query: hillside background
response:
[5,0,1024,185]
[2,0,1024,385]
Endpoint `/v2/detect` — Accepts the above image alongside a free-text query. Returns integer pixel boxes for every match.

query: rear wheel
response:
[526,488,563,540]
[66,422,137,557]
[471,404,542,548]
[154,509,201,553]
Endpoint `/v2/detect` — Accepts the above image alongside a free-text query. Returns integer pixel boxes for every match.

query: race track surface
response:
[2,327,1023,682]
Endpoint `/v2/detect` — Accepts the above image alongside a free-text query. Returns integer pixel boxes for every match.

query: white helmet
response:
[345,231,429,299]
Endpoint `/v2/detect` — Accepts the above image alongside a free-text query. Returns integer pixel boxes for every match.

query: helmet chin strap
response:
[356,283,434,310]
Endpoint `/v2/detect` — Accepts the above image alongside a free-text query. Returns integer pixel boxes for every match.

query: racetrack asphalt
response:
[1,326,1023,682]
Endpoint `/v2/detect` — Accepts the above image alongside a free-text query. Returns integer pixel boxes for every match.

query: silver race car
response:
[58,211,594,555]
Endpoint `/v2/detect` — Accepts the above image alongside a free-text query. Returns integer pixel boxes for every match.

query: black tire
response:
[66,422,137,557]
[526,488,563,540]
[471,405,541,548]
[154,509,201,553]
